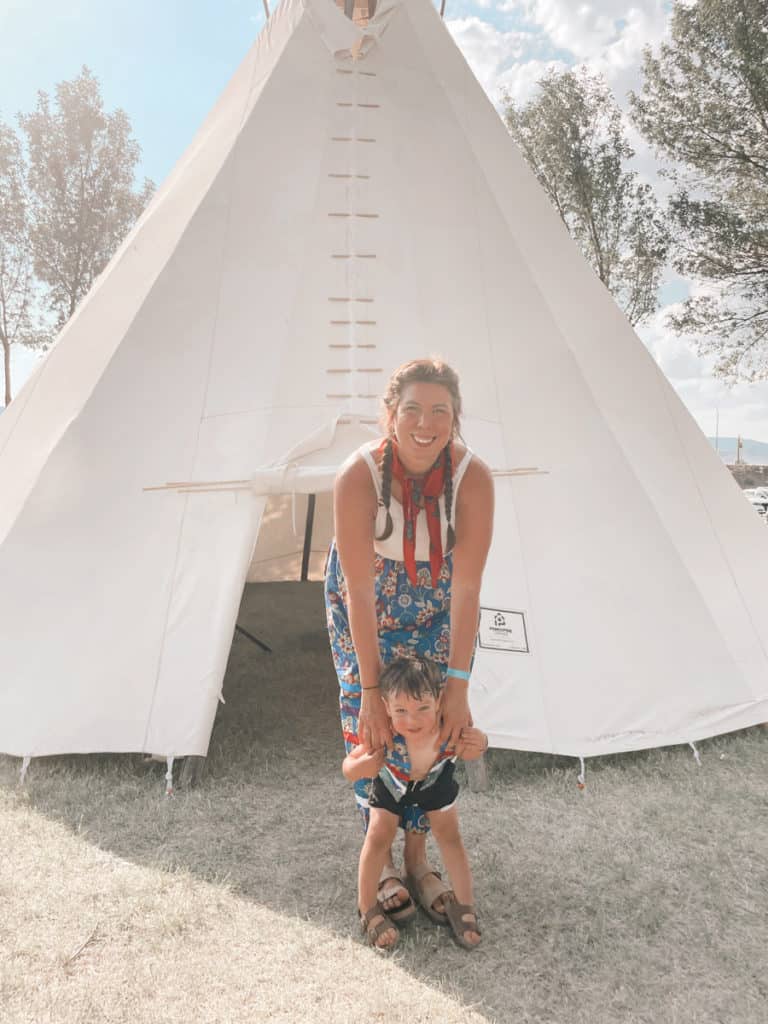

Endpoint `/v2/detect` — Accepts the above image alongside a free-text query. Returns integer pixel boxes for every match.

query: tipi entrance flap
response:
[248,491,334,582]
[246,415,377,583]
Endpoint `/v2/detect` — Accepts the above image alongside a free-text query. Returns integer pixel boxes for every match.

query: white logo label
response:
[478,607,529,653]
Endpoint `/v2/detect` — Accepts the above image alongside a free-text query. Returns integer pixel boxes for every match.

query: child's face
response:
[383,689,441,738]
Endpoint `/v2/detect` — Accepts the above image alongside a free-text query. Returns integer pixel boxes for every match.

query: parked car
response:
[743,488,768,516]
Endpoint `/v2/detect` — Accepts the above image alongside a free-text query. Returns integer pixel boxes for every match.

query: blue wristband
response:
[446,667,471,681]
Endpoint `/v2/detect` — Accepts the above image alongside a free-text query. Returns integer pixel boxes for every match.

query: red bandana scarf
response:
[386,439,452,587]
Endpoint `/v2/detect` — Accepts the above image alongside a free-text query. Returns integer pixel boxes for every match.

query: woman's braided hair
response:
[375,358,462,551]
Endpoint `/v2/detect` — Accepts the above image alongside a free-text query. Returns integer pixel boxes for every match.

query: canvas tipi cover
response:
[1,0,767,761]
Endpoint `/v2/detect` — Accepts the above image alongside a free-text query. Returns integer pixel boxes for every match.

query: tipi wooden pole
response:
[465,755,488,792]
[440,0,447,16]
[179,756,207,789]
[262,0,270,18]
[300,494,317,582]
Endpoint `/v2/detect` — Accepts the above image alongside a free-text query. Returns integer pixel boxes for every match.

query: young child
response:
[342,655,487,951]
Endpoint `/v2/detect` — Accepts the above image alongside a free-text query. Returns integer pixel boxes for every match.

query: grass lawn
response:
[1,582,767,1024]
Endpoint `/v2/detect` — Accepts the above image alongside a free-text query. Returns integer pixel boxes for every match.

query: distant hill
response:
[707,437,768,465]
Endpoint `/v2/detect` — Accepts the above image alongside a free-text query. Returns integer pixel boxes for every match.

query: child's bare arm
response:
[457,726,488,762]
[342,744,386,781]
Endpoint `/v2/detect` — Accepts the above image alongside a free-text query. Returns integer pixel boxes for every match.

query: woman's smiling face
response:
[391,381,455,469]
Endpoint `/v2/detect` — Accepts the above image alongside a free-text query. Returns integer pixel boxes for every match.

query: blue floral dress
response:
[324,543,452,834]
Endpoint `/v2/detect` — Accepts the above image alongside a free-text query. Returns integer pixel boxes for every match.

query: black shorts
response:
[369,761,459,816]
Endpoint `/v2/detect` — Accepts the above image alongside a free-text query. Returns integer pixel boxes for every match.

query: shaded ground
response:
[1,581,767,1023]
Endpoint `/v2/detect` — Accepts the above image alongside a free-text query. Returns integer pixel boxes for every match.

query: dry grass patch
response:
[1,582,767,1024]
[0,792,488,1024]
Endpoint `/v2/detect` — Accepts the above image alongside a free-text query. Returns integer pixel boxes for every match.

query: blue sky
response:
[0,0,566,184]
[3,0,767,441]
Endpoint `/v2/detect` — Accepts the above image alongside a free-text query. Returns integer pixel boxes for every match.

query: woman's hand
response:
[439,680,472,749]
[358,688,393,750]
[455,726,487,761]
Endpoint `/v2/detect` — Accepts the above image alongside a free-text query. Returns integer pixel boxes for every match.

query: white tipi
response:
[1,0,767,765]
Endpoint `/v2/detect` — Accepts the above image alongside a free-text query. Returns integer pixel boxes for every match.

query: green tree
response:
[504,68,669,327]
[630,0,768,382]
[0,120,47,408]
[19,67,154,327]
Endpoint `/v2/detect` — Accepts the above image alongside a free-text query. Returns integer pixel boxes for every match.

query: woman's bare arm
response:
[333,453,393,750]
[440,455,494,747]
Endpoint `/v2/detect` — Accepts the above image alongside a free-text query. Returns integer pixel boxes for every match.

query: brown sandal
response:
[444,896,482,950]
[406,863,453,924]
[360,901,399,950]
[378,864,417,923]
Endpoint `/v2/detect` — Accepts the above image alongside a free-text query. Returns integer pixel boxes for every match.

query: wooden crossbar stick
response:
[144,478,251,492]
[147,468,547,493]
[176,485,252,494]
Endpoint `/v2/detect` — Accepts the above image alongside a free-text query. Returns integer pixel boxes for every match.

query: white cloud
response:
[495,57,568,105]
[638,312,702,381]
[637,304,768,443]
[445,17,530,98]
[511,0,668,62]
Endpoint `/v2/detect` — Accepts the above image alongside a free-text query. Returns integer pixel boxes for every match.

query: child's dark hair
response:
[379,656,444,702]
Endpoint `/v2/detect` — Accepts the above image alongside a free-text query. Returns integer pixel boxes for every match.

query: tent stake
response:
[301,494,317,581]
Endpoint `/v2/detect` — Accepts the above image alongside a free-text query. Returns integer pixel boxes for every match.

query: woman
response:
[325,358,494,923]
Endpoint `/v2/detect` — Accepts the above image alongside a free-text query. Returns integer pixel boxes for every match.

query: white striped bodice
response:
[358,443,474,562]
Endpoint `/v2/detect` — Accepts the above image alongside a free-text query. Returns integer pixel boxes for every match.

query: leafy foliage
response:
[630,0,768,382]
[19,67,154,327]
[0,68,152,405]
[0,120,46,408]
[504,68,669,327]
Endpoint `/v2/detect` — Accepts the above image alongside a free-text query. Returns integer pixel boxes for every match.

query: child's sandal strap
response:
[444,899,482,950]
[360,901,399,948]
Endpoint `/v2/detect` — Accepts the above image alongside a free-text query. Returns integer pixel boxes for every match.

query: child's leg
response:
[359,808,400,933]
[426,805,480,945]
[426,805,473,904]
